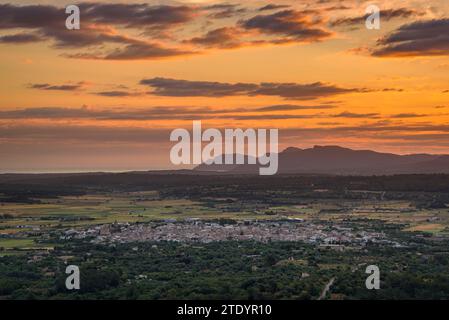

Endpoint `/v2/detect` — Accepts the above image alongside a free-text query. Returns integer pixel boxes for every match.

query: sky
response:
[0,0,449,172]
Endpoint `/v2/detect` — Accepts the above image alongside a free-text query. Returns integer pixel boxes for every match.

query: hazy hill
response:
[194,145,449,175]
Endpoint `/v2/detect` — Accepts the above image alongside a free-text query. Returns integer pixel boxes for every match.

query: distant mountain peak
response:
[194,145,449,175]
[312,145,352,151]
[282,147,302,153]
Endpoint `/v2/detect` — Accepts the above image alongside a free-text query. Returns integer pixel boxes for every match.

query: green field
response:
[2,192,448,244]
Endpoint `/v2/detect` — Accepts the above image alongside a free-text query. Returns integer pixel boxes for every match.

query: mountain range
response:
[194,145,449,175]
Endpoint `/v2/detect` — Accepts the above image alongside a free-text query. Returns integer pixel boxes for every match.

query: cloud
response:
[0,123,170,143]
[330,8,422,28]
[254,104,335,111]
[40,25,138,48]
[0,33,42,43]
[0,3,196,30]
[0,3,196,60]
[139,77,358,100]
[226,112,379,120]
[249,82,357,100]
[258,4,291,11]
[186,27,244,48]
[332,111,380,119]
[239,9,332,43]
[389,113,428,118]
[230,114,317,120]
[0,104,335,121]
[372,19,449,57]
[0,107,93,119]
[79,3,196,28]
[0,3,63,29]
[280,123,449,140]
[84,42,194,60]
[382,88,404,92]
[0,106,206,121]
[0,3,339,58]
[94,91,144,97]
[140,77,258,97]
[0,103,385,123]
[203,3,246,19]
[3,121,449,151]
[28,82,85,91]
[188,8,337,50]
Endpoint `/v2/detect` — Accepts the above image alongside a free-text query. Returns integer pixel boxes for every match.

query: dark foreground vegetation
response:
[1,222,449,300]
[1,172,449,203]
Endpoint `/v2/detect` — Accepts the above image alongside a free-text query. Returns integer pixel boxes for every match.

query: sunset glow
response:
[1,0,448,172]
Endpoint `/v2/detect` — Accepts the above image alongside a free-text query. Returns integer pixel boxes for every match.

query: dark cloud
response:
[186,27,243,48]
[3,122,449,150]
[382,88,404,92]
[204,3,246,19]
[249,82,357,100]
[226,112,379,120]
[0,4,63,29]
[280,123,449,141]
[97,43,193,60]
[0,3,338,58]
[0,33,42,43]
[0,3,196,60]
[140,77,259,97]
[79,3,195,28]
[0,123,170,143]
[330,8,421,27]
[0,106,210,121]
[231,114,317,120]
[389,113,428,118]
[63,41,194,60]
[322,5,351,11]
[258,4,291,11]
[0,104,343,122]
[372,19,449,57]
[239,9,332,43]
[377,133,449,142]
[0,107,93,119]
[139,77,358,100]
[41,26,138,48]
[204,4,238,10]
[28,82,85,91]
[0,3,195,30]
[94,91,144,97]
[333,111,380,119]
[254,104,335,111]
[185,27,278,49]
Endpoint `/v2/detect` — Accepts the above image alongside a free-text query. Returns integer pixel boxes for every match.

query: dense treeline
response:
[1,173,449,202]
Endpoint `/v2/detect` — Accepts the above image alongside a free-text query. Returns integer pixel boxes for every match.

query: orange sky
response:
[0,0,448,172]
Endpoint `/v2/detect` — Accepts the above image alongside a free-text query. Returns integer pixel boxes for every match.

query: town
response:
[61,220,400,248]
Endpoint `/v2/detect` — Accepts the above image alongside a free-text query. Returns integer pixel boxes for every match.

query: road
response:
[318,277,335,300]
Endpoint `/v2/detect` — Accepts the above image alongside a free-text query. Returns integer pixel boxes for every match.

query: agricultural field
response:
[1,194,260,232]
[1,191,449,253]
[1,194,447,231]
